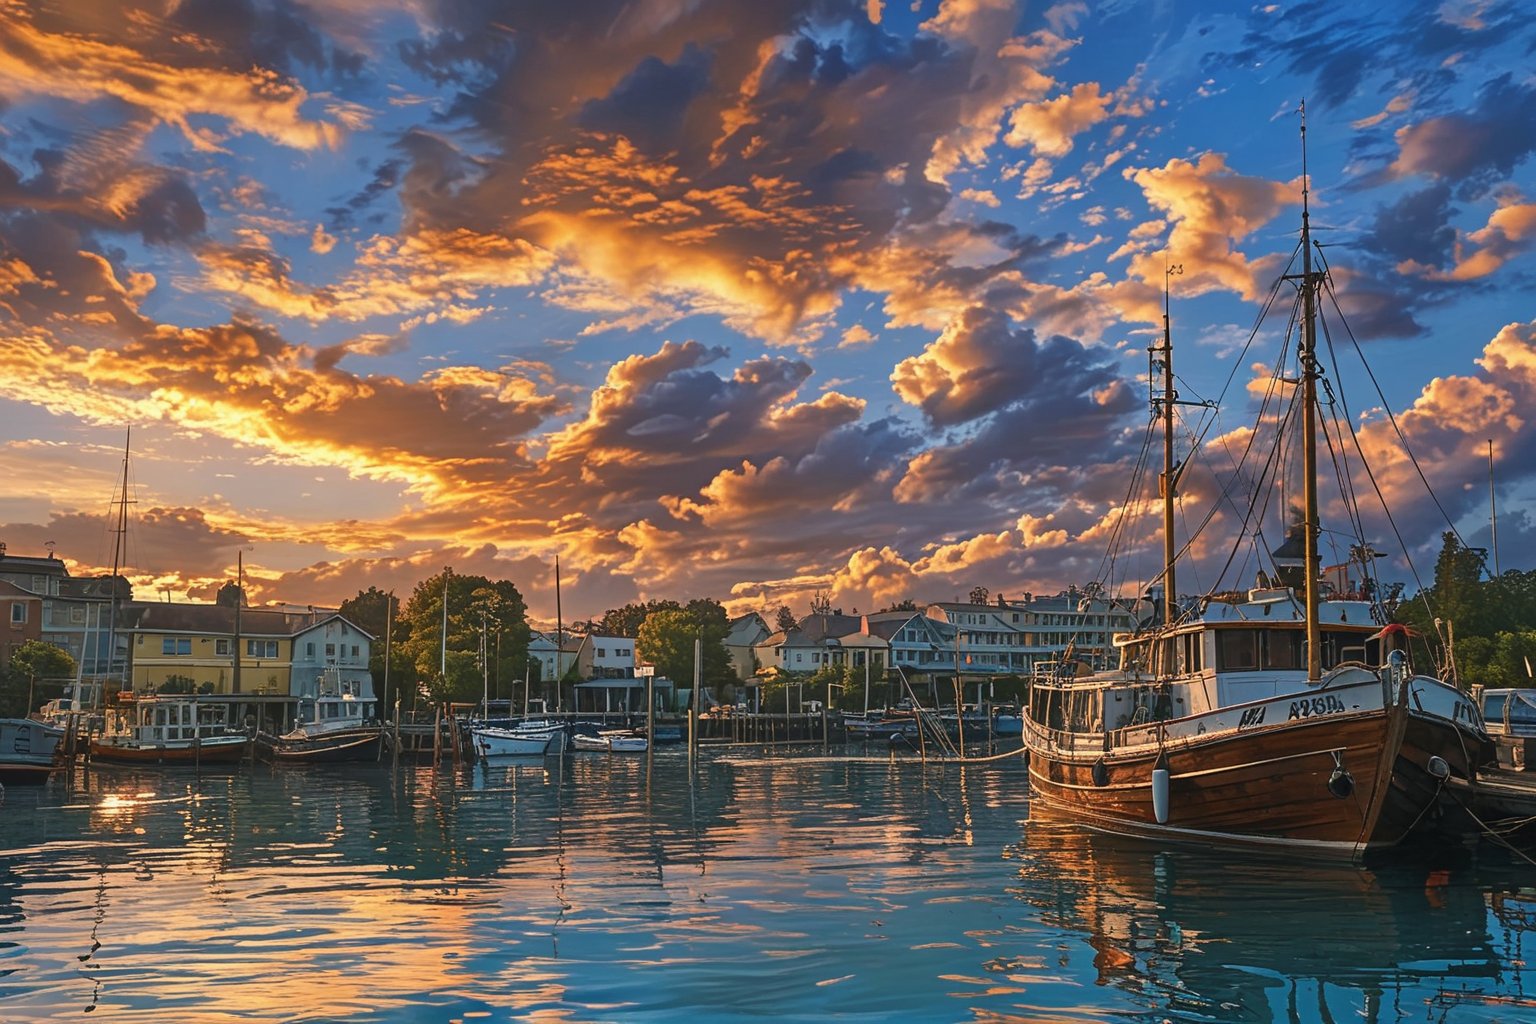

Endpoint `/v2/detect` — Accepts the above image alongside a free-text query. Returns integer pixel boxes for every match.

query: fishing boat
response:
[1023,119,1492,859]
[471,719,568,757]
[256,691,385,764]
[0,717,68,784]
[91,694,250,766]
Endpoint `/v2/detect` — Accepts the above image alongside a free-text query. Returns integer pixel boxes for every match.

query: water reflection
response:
[1008,816,1534,1023]
[0,754,1530,1021]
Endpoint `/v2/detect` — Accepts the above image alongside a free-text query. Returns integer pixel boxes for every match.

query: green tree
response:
[342,586,414,712]
[637,602,732,696]
[395,569,530,706]
[1395,534,1535,686]
[7,640,76,716]
[596,599,680,638]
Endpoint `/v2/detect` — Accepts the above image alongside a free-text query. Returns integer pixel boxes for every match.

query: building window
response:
[10,604,25,625]
[306,642,315,657]
[215,639,231,656]
[161,637,191,656]
[351,645,359,658]
[596,648,606,658]
[325,643,336,658]
[69,606,85,624]
[246,639,279,658]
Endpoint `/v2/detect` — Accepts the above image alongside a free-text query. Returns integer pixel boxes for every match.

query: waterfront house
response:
[121,602,296,695]
[0,545,126,681]
[0,578,44,669]
[289,614,375,700]
[572,634,637,679]
[862,609,957,681]
[724,612,771,681]
[527,631,561,683]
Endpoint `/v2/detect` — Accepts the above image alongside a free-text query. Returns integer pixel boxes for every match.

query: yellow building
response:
[124,603,300,696]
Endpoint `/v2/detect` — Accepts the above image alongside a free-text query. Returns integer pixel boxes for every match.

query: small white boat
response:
[472,720,567,757]
[602,730,648,753]
[0,718,67,784]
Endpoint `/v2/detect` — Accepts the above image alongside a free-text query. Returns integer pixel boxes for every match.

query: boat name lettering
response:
[1237,706,1267,729]
[1287,695,1346,720]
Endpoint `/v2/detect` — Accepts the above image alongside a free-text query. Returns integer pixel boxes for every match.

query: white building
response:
[287,614,375,699]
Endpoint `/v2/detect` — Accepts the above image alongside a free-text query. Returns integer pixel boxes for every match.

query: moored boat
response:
[256,691,385,764]
[90,694,250,766]
[471,719,568,757]
[1023,120,1492,859]
[0,717,67,784]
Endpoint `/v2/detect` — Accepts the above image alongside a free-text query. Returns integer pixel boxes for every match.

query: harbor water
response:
[1,747,1532,1022]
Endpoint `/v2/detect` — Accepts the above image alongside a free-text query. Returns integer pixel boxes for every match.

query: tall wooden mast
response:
[102,427,133,704]
[1298,104,1323,680]
[1157,264,1182,625]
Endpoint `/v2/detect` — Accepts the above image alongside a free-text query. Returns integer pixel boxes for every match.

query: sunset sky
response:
[1,0,1532,624]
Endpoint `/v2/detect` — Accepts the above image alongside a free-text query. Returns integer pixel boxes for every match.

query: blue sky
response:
[0,0,1531,622]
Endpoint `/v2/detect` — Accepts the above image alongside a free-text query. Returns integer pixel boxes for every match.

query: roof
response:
[0,579,43,600]
[120,602,360,637]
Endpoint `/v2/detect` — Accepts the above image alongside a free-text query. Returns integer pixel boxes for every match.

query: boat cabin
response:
[107,696,238,747]
[1479,688,1535,770]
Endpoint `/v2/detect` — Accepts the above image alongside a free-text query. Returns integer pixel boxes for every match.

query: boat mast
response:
[102,427,132,706]
[1298,103,1323,680]
[440,567,450,683]
[1489,439,1500,576]
[562,552,568,712]
[1156,263,1183,625]
[232,549,245,694]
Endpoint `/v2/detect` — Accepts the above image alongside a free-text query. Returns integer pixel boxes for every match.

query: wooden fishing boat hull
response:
[90,736,250,766]
[1027,676,1420,858]
[256,728,385,764]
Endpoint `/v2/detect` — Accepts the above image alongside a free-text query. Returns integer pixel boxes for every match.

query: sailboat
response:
[1023,119,1493,859]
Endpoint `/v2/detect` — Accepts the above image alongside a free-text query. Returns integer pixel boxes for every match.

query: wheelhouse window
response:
[1263,630,1303,670]
[1216,629,1258,671]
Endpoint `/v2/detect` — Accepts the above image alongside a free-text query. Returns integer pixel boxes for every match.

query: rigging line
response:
[1180,242,1307,558]
[1313,246,1473,558]
[1314,298,1394,595]
[1095,414,1158,591]
[1173,289,1302,594]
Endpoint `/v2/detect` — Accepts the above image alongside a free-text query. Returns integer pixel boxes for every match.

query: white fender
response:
[1152,766,1171,824]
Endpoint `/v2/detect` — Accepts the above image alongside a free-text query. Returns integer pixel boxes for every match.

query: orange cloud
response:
[0,6,342,152]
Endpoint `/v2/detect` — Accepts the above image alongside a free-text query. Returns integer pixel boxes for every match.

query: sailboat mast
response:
[1159,264,1180,625]
[233,550,243,693]
[102,427,132,706]
[1489,439,1500,576]
[1298,104,1323,680]
[440,568,450,682]
[554,554,563,709]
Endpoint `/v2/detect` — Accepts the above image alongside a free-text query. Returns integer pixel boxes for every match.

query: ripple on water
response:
[0,754,1530,1022]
